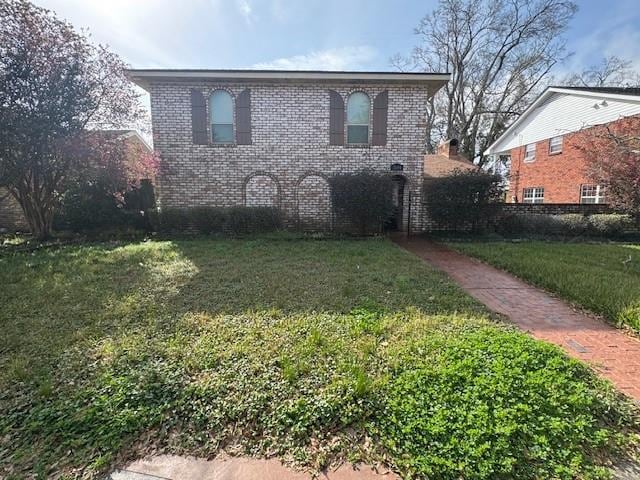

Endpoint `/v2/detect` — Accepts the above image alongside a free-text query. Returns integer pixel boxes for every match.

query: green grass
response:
[447,240,640,332]
[0,238,638,479]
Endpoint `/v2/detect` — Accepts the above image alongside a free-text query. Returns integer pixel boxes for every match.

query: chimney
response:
[437,138,459,158]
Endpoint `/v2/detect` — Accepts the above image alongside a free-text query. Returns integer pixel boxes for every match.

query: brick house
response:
[486,87,640,204]
[127,69,450,233]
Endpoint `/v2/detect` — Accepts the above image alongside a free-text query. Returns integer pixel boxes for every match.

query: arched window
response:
[209,90,234,143]
[346,92,370,144]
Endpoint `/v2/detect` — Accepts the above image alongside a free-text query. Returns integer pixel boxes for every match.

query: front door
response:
[386,175,406,231]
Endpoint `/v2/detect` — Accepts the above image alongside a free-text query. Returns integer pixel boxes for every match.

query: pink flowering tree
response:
[576,116,640,220]
[0,0,148,238]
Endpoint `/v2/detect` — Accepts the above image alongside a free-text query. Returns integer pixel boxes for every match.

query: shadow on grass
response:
[1,237,486,380]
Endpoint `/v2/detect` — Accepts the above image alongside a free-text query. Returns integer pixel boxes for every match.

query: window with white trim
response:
[209,90,234,144]
[346,92,370,144]
[580,184,606,204]
[523,187,544,203]
[549,135,563,154]
[524,143,536,162]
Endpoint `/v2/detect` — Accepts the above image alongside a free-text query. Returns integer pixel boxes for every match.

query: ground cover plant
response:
[448,240,640,332]
[1,238,638,479]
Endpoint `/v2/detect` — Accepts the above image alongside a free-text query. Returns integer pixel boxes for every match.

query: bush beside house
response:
[55,179,156,233]
[496,213,635,238]
[152,206,283,236]
[423,169,504,232]
[329,170,396,235]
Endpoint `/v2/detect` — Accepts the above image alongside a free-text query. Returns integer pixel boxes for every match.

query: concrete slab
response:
[107,454,398,480]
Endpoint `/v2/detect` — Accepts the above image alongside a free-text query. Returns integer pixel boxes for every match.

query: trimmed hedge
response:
[496,213,634,238]
[54,180,154,232]
[424,170,504,232]
[151,206,282,235]
[328,170,395,235]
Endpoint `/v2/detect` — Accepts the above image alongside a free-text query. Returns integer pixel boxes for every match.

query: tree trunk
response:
[13,189,54,240]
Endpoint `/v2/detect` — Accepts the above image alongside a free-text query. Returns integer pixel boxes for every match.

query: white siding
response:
[490,92,640,153]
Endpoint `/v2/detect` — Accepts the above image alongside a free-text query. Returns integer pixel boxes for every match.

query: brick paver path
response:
[110,454,398,480]
[394,237,640,401]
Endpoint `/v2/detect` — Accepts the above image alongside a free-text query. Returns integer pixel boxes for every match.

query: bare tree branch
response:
[398,0,577,164]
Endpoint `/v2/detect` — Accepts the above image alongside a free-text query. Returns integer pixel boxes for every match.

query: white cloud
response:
[236,0,255,25]
[253,46,378,71]
[34,0,231,68]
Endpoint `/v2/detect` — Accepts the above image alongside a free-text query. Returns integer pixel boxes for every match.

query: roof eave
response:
[486,86,640,155]
[125,69,451,91]
[548,87,640,104]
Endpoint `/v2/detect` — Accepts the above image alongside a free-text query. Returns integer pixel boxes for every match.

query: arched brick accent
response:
[244,173,280,207]
[296,174,331,231]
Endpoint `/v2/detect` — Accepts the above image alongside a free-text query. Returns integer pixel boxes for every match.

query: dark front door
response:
[385,175,406,231]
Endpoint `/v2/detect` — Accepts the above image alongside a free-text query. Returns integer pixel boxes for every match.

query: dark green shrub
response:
[151,207,191,233]
[329,170,395,235]
[556,214,590,236]
[587,214,633,237]
[424,169,503,232]
[495,213,528,235]
[496,213,633,238]
[190,206,226,234]
[55,179,148,232]
[151,206,282,235]
[223,206,282,235]
[123,180,156,212]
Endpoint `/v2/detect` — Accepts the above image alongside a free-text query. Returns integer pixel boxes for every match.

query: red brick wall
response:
[508,131,589,203]
[507,115,640,203]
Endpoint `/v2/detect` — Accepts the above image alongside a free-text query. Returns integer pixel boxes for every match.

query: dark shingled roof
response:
[553,86,640,96]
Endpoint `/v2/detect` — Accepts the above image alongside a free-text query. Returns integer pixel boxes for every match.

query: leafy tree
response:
[0,0,145,238]
[424,169,504,232]
[575,116,640,220]
[394,0,577,164]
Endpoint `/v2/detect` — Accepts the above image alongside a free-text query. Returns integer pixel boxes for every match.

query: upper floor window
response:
[346,92,370,144]
[549,135,563,154]
[580,184,606,204]
[523,187,544,203]
[524,142,536,162]
[210,90,234,144]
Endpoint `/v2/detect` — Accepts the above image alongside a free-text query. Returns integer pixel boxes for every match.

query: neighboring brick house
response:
[127,69,450,233]
[0,130,152,232]
[486,87,640,204]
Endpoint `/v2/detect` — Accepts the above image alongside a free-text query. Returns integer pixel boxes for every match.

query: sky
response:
[33,0,640,73]
[32,0,640,120]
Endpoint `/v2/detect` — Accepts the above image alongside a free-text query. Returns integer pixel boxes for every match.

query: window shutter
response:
[372,90,388,146]
[236,88,252,145]
[329,90,344,146]
[190,89,208,145]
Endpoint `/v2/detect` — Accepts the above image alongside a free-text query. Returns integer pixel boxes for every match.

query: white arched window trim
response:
[346,92,371,144]
[209,90,234,144]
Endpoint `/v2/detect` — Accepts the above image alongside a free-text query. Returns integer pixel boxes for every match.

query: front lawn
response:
[1,238,638,479]
[447,240,640,332]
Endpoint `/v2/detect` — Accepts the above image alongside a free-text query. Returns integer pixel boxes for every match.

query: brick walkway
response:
[109,454,398,480]
[394,237,640,401]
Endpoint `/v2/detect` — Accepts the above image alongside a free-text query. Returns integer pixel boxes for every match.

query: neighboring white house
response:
[486,86,640,203]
